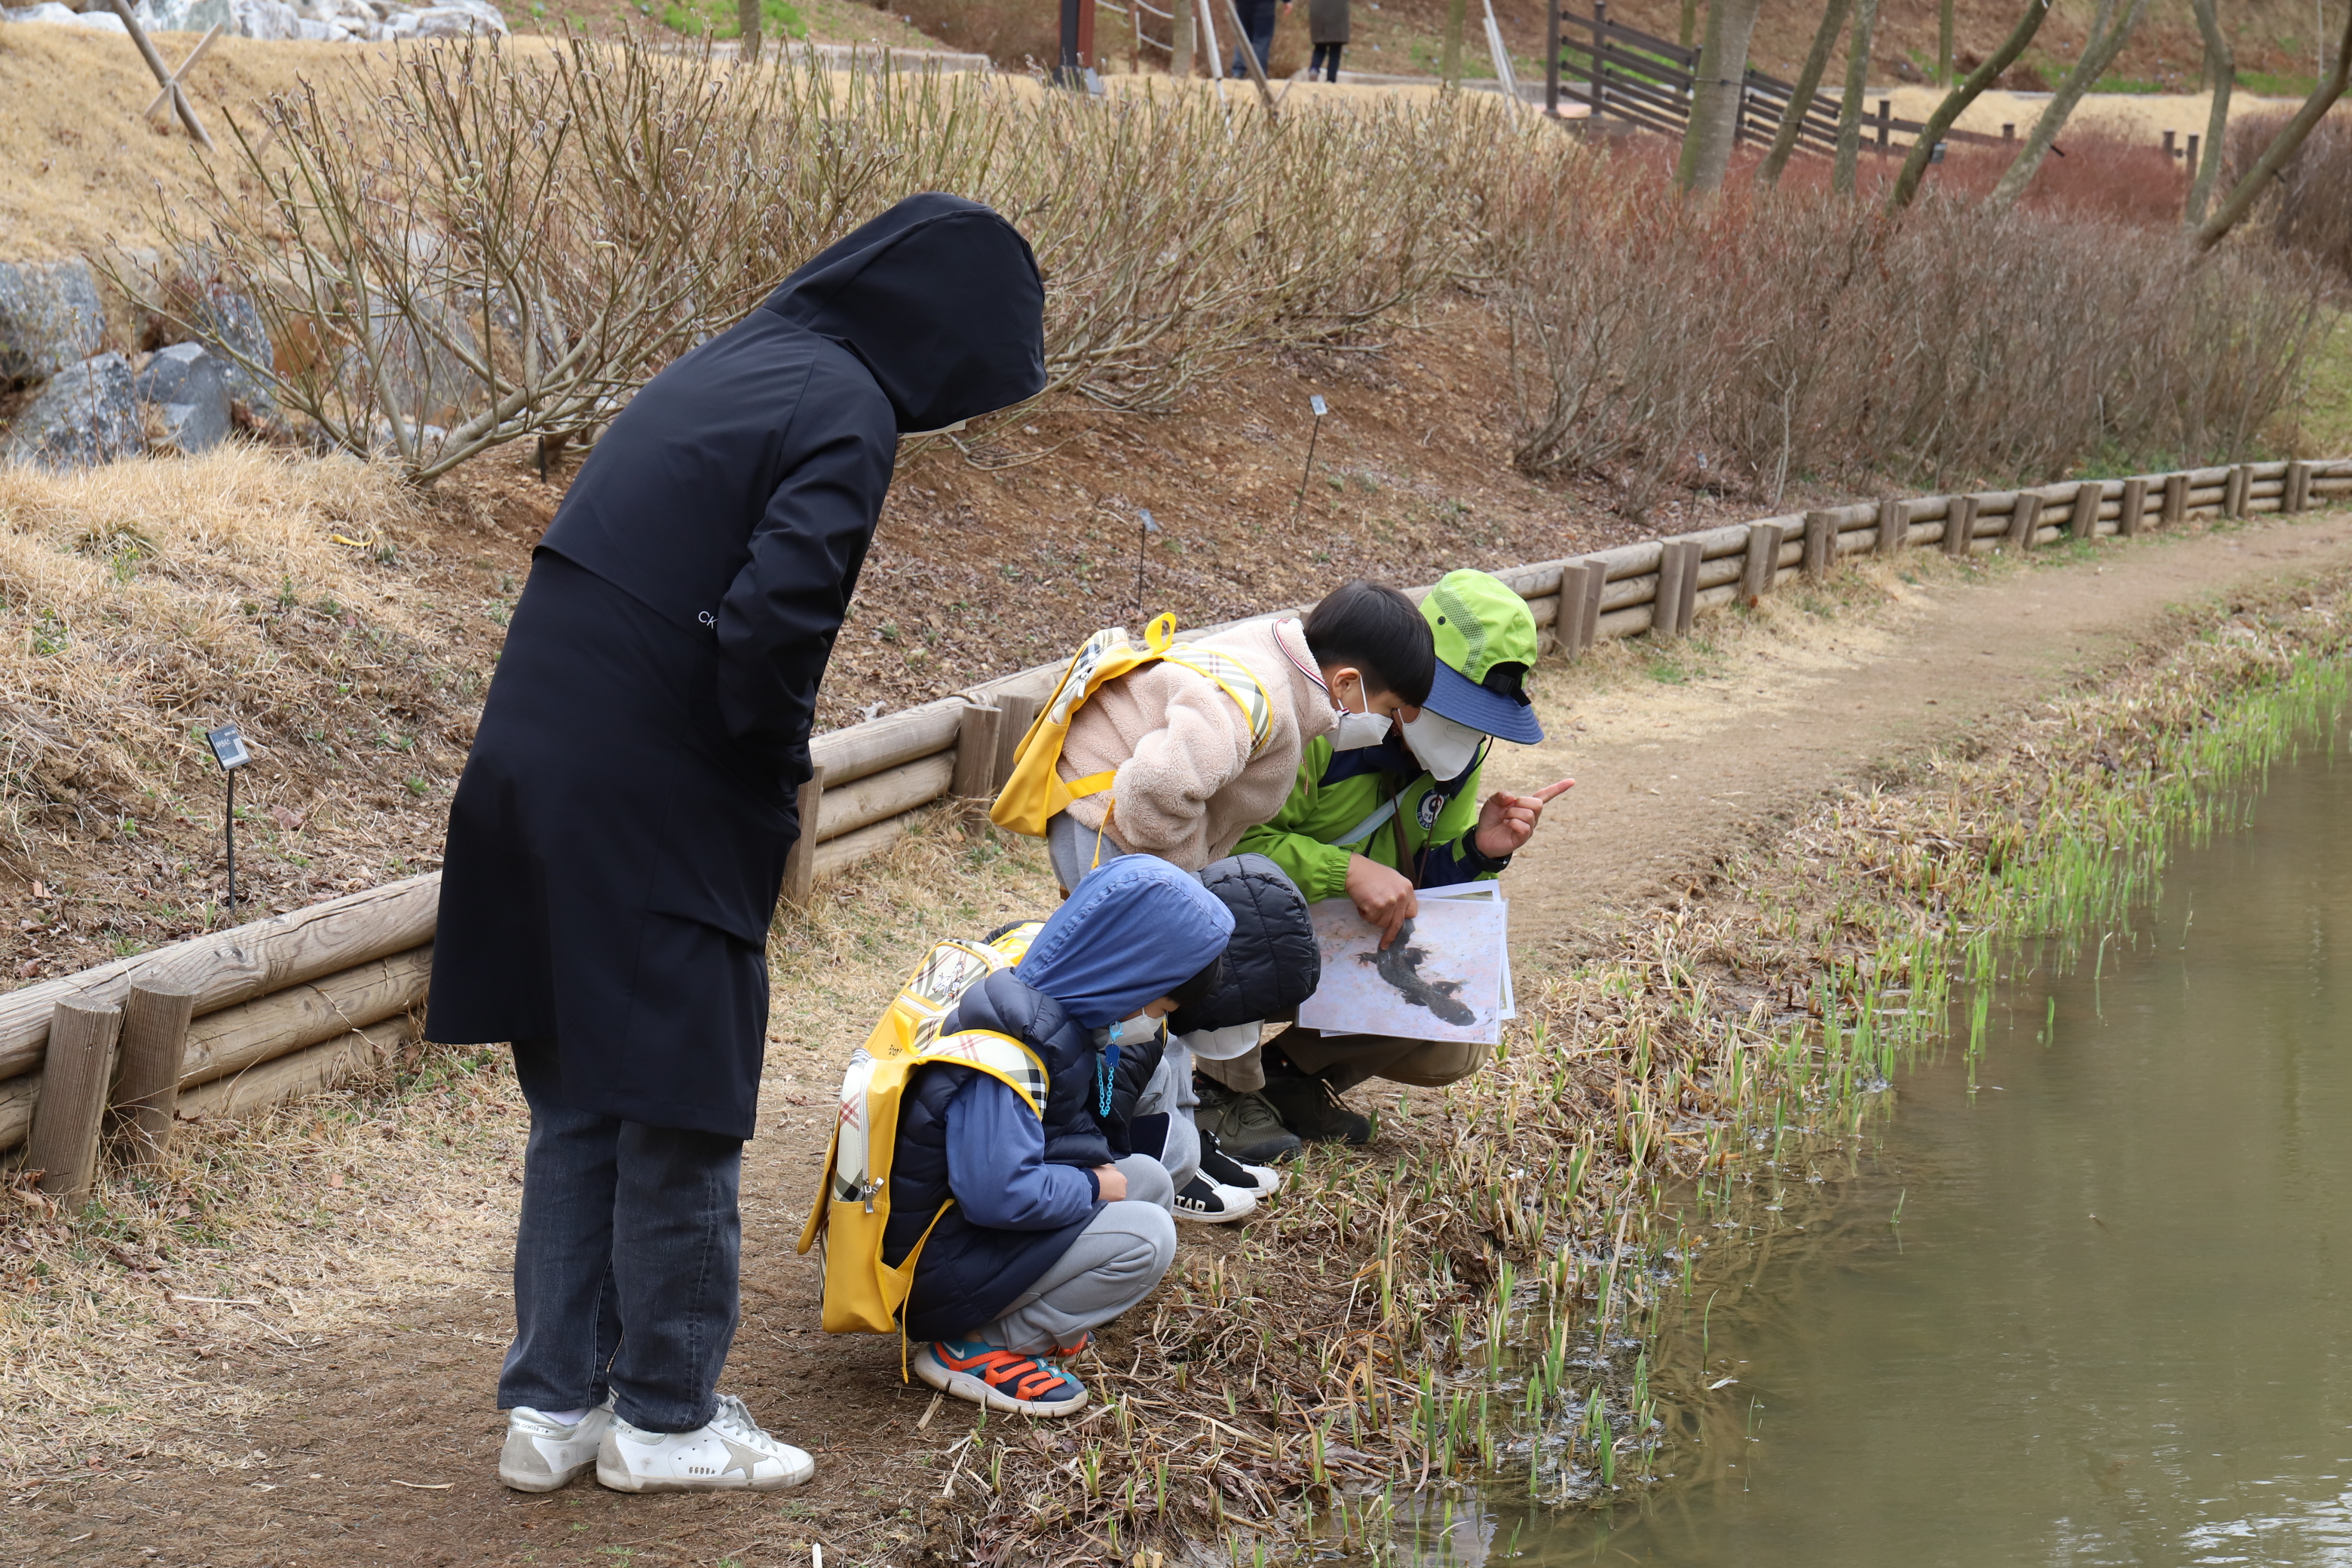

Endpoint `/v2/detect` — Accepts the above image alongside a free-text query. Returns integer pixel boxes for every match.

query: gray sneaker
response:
[1194,1076,1303,1165]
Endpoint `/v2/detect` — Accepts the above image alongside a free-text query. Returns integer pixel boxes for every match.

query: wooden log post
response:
[25,1002,123,1204]
[991,694,1040,794]
[2117,477,2148,538]
[1576,560,1606,652]
[1654,541,1701,637]
[2162,472,2189,526]
[2286,461,2314,514]
[2007,492,2043,551]
[1943,495,1978,557]
[1556,562,1593,652]
[2069,480,2104,541]
[1741,522,1784,604]
[1802,510,1839,582]
[1875,498,1909,555]
[112,984,194,1168]
[2224,464,2251,519]
[949,703,1002,799]
[781,766,825,907]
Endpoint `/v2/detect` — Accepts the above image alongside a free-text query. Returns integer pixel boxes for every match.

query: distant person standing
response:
[1230,0,1286,75]
[1308,0,1346,80]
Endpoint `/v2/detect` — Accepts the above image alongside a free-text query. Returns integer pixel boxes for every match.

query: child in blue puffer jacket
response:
[896,857,1233,1416]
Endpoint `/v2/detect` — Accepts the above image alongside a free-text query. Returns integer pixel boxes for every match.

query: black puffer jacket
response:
[1169,854,1320,1035]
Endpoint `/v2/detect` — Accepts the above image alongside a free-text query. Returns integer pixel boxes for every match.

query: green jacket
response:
[1233,733,1509,903]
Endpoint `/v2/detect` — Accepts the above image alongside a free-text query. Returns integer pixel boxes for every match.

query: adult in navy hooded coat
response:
[431,195,1046,1491]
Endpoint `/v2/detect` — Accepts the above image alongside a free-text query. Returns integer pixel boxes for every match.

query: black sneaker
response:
[1173,1174,1257,1224]
[1257,1064,1371,1145]
[1199,1129,1282,1197]
[1193,1077,1303,1165]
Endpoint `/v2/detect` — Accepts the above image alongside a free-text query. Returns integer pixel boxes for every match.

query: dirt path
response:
[1487,515,2352,947]
[15,513,2352,1568]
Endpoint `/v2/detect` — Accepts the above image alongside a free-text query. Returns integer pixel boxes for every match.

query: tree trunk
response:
[1174,0,1194,75]
[1984,0,2145,212]
[2195,0,2352,250]
[1938,0,1955,82]
[1675,0,1763,193]
[1886,0,2054,213]
[1832,0,1880,195]
[1759,0,1851,185]
[1442,0,1468,83]
[2185,0,2233,225]
[738,0,760,64]
[1679,0,1697,48]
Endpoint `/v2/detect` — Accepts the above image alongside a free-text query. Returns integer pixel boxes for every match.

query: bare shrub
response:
[2222,105,2352,286]
[135,44,1521,482]
[1508,148,2322,513]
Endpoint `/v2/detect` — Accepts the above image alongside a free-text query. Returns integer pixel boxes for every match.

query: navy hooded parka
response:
[426,195,1046,1138]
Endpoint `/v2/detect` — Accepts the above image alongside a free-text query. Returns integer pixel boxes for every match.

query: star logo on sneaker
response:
[719,1437,767,1479]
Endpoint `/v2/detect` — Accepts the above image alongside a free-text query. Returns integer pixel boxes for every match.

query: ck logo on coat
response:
[1417,790,1450,831]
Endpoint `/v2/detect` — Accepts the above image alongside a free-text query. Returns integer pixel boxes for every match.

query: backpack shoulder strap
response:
[912,1027,1050,1116]
[1156,645,1277,758]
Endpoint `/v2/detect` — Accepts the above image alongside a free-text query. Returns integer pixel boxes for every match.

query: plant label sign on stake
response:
[207,724,251,912]
[1294,395,1328,517]
[1136,508,1159,623]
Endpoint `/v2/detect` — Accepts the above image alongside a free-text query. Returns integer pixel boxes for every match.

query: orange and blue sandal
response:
[913,1339,1089,1417]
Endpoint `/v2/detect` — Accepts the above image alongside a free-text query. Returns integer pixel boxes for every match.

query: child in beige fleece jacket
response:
[1046,580,1435,888]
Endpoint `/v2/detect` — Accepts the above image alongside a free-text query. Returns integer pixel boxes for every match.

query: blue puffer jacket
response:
[886,967,1114,1341]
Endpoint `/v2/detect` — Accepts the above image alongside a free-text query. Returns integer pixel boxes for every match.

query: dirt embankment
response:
[8,509,2352,1567]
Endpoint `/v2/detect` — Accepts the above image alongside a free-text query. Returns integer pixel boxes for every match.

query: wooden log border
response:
[4,455,2350,1161]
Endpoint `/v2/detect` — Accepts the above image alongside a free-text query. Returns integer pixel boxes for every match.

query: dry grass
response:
[0,445,511,973]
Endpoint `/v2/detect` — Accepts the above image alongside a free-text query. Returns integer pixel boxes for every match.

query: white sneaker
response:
[499,1399,614,1492]
[1174,1174,1258,1223]
[595,1393,814,1493]
[1199,1131,1285,1197]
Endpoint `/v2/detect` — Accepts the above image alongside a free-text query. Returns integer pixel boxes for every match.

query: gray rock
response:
[412,0,503,34]
[0,259,105,381]
[174,277,278,423]
[228,0,299,35]
[1,3,129,28]
[7,353,142,472]
[135,343,232,453]
[134,0,231,31]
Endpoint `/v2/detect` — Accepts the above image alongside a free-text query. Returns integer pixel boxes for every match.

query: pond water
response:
[1432,724,2352,1567]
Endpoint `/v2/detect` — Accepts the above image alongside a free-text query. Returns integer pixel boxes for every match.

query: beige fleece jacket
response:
[1056,617,1337,871]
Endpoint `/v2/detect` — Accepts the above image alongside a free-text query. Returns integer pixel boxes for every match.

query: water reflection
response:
[1426,724,2352,1568]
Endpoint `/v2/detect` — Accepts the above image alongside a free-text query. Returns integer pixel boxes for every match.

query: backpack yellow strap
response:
[988,619,1279,838]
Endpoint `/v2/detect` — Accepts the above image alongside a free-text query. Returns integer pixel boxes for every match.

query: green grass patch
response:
[659,0,803,38]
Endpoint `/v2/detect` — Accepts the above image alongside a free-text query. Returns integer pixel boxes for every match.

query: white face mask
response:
[1328,675,1392,752]
[1401,708,1487,782]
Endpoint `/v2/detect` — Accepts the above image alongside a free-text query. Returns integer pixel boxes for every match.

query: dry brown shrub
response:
[2222,104,2352,288]
[1506,153,2323,519]
[134,39,1530,482]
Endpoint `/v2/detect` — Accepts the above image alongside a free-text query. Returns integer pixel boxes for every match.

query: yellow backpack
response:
[988,614,1279,839]
[796,923,1049,1336]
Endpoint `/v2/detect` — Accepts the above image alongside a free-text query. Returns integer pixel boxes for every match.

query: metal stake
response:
[1135,508,1159,623]
[1293,394,1328,517]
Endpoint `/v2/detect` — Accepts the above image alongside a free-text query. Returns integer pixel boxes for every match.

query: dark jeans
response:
[498,1046,745,1434]
[1229,0,1273,75]
[1310,41,1341,80]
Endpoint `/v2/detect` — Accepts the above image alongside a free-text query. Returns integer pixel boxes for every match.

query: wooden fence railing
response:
[1548,2,2006,156]
[5,455,2350,1193]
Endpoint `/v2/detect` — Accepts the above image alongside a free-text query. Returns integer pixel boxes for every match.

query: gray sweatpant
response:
[976,1154,1177,1354]
[1046,811,1133,895]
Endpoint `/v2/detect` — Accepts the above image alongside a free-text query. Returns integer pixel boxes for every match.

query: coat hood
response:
[1018,857,1234,1029]
[761,193,1046,434]
[1169,853,1321,1035]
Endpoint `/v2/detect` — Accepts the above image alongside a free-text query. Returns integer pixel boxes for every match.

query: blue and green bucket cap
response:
[1418,570,1545,745]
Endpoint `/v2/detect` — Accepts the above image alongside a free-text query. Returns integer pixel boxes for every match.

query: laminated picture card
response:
[1297,895,1510,1046]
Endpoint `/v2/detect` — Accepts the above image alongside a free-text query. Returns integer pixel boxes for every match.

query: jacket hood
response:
[761,193,1047,434]
[1018,857,1234,1029]
[1169,854,1321,1035]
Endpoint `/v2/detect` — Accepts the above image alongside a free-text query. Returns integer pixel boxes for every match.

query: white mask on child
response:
[1329,680,1392,752]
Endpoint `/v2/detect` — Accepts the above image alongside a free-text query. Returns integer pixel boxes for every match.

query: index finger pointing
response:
[1533,779,1576,804]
